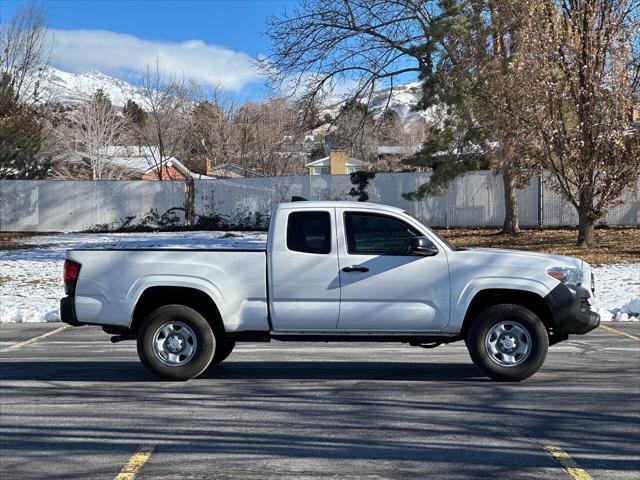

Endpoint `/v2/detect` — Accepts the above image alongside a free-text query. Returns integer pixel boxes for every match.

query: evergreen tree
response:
[0,73,48,179]
[123,99,147,126]
[92,88,113,110]
[332,99,377,161]
[378,109,402,144]
[308,143,326,161]
[403,112,486,198]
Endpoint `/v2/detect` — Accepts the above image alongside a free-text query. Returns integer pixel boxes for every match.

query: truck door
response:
[336,209,450,332]
[268,208,340,331]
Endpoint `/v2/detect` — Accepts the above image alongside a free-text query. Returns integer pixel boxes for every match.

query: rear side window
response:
[287,211,331,254]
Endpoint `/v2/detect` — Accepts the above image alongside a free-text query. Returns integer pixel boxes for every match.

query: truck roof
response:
[276,201,407,215]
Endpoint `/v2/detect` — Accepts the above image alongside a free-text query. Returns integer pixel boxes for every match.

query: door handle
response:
[342,265,369,273]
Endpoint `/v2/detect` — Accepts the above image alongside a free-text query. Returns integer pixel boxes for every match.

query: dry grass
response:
[0,232,47,251]
[435,227,640,265]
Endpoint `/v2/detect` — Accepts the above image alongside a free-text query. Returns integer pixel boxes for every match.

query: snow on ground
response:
[590,264,640,322]
[0,232,638,323]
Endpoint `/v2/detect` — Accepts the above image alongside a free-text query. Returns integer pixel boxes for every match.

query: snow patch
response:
[590,264,640,321]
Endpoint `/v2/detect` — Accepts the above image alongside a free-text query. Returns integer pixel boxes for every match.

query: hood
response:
[458,247,584,270]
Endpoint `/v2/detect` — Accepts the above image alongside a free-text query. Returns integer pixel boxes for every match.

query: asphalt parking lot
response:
[1,323,638,480]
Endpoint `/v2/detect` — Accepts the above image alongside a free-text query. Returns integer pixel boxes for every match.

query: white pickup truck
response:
[61,201,599,381]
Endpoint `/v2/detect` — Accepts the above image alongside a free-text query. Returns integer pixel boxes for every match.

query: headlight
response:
[546,266,583,286]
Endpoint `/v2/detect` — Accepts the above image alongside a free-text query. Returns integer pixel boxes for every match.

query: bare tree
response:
[227,98,306,176]
[265,0,430,153]
[55,91,129,179]
[133,64,191,180]
[0,2,49,105]
[188,85,237,173]
[517,0,640,246]
[250,98,306,176]
[265,1,429,104]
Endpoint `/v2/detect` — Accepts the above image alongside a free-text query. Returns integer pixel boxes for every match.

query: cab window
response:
[344,212,421,255]
[287,211,331,254]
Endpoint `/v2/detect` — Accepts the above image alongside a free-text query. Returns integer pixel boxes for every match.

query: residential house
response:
[305,150,367,175]
[91,146,190,180]
[51,145,225,180]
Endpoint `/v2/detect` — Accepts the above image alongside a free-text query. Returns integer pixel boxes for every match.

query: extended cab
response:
[60,201,600,381]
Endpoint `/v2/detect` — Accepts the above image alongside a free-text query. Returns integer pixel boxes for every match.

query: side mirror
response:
[409,236,439,256]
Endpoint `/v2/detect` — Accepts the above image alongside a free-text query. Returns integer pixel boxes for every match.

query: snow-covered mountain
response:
[32,66,147,108]
[33,67,432,123]
[322,82,436,124]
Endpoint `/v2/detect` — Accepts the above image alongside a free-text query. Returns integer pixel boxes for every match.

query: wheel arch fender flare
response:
[127,275,226,331]
[456,278,554,337]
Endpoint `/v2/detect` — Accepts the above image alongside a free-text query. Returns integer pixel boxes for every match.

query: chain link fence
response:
[1,172,638,232]
[0,180,186,231]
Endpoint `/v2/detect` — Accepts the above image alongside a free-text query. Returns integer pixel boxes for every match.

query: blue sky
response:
[1,0,297,100]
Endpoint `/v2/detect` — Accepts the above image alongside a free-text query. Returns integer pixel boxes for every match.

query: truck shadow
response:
[0,360,484,382]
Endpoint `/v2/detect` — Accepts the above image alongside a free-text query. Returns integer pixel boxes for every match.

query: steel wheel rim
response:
[152,321,198,366]
[484,321,532,367]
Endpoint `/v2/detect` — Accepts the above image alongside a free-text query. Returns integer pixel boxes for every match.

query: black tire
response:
[211,339,235,365]
[466,304,549,382]
[137,305,215,381]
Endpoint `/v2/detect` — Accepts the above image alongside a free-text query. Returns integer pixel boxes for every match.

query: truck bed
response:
[67,248,268,332]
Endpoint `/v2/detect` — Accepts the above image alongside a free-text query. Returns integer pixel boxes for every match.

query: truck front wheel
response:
[210,339,235,365]
[137,305,215,381]
[466,304,549,382]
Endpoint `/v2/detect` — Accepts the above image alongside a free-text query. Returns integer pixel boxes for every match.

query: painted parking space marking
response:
[1,325,69,352]
[600,324,639,341]
[113,445,155,480]
[544,445,592,480]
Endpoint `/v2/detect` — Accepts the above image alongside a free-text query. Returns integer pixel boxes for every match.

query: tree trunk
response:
[577,208,595,247]
[501,165,520,235]
[183,177,195,227]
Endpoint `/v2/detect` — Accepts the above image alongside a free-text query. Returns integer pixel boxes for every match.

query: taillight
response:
[63,259,81,295]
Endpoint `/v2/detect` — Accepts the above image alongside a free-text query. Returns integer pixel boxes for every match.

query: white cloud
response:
[46,29,262,91]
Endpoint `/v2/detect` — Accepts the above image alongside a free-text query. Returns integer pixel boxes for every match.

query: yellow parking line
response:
[600,324,639,341]
[3,325,69,352]
[114,445,155,480]
[544,445,592,480]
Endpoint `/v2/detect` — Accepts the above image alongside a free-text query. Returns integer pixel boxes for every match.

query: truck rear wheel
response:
[211,339,235,365]
[466,304,549,382]
[137,305,215,381]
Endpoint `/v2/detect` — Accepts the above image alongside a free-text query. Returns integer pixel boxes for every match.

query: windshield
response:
[403,211,464,251]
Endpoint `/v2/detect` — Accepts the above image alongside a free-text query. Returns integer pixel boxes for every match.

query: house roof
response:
[207,162,263,178]
[107,155,187,175]
[305,156,366,168]
[308,123,336,136]
[377,145,421,155]
[57,146,201,178]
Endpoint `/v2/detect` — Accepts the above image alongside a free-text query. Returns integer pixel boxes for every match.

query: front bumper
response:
[544,284,600,335]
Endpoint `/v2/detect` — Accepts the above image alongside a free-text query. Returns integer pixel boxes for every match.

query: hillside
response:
[33,66,147,108]
[33,67,432,123]
[322,82,436,124]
